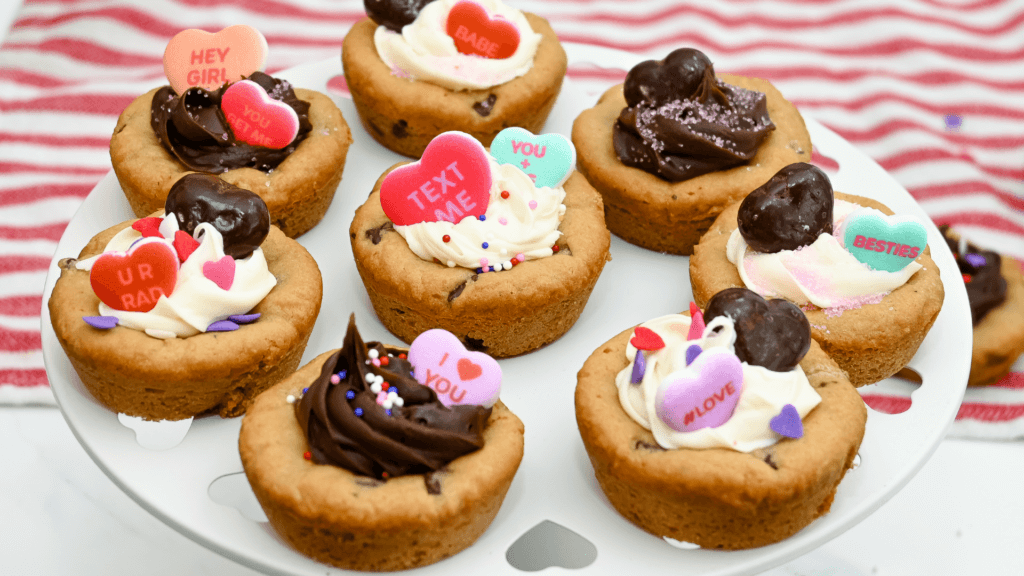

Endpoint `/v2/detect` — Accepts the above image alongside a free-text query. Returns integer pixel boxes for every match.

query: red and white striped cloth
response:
[2,0,1022,437]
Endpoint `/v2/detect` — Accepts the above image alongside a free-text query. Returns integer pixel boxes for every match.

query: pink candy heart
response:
[203,255,235,290]
[221,80,299,149]
[380,132,492,226]
[163,25,269,94]
[655,348,744,432]
[408,329,501,408]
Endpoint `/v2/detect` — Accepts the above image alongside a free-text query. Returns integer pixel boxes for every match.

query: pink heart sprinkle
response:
[202,256,236,290]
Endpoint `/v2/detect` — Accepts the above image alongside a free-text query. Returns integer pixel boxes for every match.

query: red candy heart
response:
[380,131,492,226]
[90,239,179,313]
[630,326,665,351]
[173,230,200,262]
[457,357,483,381]
[131,217,163,238]
[221,80,299,149]
[446,0,520,60]
[163,25,268,94]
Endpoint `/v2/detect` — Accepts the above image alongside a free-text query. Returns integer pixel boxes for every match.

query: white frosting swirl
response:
[726,199,923,310]
[394,156,566,270]
[76,214,277,339]
[373,0,543,91]
[616,314,821,452]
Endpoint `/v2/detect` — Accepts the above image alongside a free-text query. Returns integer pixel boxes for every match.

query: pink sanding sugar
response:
[823,292,887,318]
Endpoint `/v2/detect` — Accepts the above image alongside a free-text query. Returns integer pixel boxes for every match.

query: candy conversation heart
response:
[655,348,744,433]
[490,128,575,189]
[841,209,927,273]
[446,0,520,59]
[221,80,300,150]
[380,132,492,226]
[163,25,269,94]
[407,329,501,408]
[90,238,179,313]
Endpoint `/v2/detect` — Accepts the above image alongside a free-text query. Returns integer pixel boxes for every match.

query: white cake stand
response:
[41,46,970,575]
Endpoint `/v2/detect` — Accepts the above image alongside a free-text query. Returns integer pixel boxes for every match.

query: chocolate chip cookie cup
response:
[351,170,610,357]
[571,48,811,255]
[48,176,323,420]
[342,4,567,159]
[239,320,525,571]
[574,302,866,550]
[690,179,944,387]
[49,222,322,421]
[110,74,352,238]
[940,226,1024,387]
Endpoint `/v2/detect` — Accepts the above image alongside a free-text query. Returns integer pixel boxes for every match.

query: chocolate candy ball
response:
[165,174,270,259]
[737,163,833,254]
[704,287,811,372]
[623,48,714,108]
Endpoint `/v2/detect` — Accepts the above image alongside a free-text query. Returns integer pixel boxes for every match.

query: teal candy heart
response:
[490,127,575,189]
[842,208,927,272]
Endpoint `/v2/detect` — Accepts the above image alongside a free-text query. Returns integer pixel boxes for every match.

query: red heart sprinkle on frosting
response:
[131,217,163,238]
[630,326,665,351]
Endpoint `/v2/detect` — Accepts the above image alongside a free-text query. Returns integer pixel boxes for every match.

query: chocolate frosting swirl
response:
[296,316,492,478]
[940,225,1007,326]
[613,48,775,182]
[150,71,312,174]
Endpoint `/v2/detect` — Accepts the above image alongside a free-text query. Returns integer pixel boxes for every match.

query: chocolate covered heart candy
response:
[623,48,714,108]
[738,163,833,253]
[365,0,435,32]
[165,174,270,259]
[704,287,810,372]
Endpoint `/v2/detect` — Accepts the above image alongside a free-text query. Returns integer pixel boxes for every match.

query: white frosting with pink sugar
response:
[726,199,922,311]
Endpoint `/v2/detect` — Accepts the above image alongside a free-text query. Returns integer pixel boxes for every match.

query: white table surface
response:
[2,0,1022,573]
[3,405,1023,575]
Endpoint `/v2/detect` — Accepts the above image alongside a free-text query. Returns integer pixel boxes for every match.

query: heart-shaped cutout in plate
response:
[163,25,268,94]
[407,329,501,407]
[841,208,927,273]
[490,127,576,189]
[90,238,179,313]
[655,347,744,432]
[506,520,597,571]
[380,131,492,226]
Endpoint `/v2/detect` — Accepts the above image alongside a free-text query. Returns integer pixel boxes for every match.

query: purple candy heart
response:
[83,316,119,329]
[685,344,702,366]
[964,253,986,268]
[655,348,744,432]
[227,313,261,324]
[770,404,804,439]
[630,351,646,383]
[207,320,239,332]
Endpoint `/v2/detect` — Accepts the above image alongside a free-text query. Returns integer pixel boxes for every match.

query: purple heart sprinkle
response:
[685,344,702,366]
[770,404,804,439]
[630,351,647,384]
[83,316,119,329]
[207,320,239,332]
[964,253,986,268]
[227,313,261,324]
